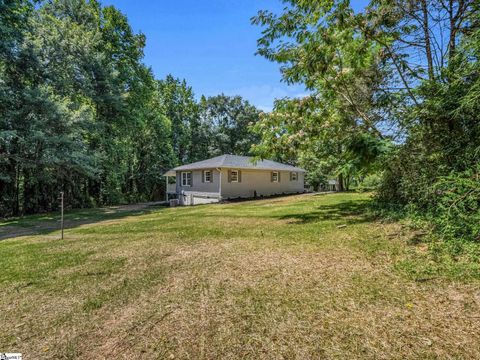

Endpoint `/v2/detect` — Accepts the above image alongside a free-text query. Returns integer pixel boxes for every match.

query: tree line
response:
[0,0,260,217]
[251,0,480,242]
[3,0,479,244]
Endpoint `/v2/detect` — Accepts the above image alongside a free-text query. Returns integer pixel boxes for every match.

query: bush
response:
[374,128,480,243]
[357,173,382,192]
[375,160,480,243]
[431,166,480,242]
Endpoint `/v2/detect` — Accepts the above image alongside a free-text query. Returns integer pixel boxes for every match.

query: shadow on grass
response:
[276,200,373,225]
[0,202,168,241]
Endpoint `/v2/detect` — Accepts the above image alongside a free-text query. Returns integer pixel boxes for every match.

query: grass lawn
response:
[1,193,479,359]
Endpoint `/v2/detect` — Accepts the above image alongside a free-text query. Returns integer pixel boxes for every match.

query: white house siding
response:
[220,169,304,199]
[176,169,221,194]
[175,168,304,200]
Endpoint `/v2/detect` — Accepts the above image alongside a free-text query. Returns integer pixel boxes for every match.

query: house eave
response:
[170,166,306,173]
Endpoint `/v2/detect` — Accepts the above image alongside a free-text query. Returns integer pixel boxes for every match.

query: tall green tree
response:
[252,0,480,240]
[157,75,199,165]
[0,0,175,216]
[252,0,389,188]
[0,0,35,215]
[199,94,260,157]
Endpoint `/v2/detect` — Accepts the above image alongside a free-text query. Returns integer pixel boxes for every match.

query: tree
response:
[252,0,480,240]
[157,75,199,165]
[0,0,176,216]
[250,96,390,191]
[0,0,35,215]
[251,1,390,188]
[199,94,260,157]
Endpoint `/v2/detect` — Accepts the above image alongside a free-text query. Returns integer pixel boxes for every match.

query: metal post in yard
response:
[165,176,168,203]
[60,191,64,240]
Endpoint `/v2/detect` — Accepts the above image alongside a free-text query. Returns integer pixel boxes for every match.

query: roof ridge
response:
[219,154,228,166]
[170,153,305,172]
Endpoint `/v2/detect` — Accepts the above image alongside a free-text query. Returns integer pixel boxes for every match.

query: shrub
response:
[357,173,382,192]
[431,166,480,242]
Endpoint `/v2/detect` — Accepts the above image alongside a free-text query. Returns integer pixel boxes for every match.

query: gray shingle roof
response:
[170,154,305,173]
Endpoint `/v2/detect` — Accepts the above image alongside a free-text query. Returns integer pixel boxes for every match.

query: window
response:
[272,171,279,183]
[231,170,239,182]
[291,172,298,181]
[181,171,192,186]
[204,170,212,183]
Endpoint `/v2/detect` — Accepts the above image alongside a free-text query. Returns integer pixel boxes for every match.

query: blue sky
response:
[103,0,366,111]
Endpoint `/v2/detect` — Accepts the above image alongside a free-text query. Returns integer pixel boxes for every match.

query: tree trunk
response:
[421,0,435,80]
[337,173,345,192]
[344,174,350,191]
[14,164,20,216]
[448,0,457,64]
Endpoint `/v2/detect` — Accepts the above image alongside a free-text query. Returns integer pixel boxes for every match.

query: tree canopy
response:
[251,0,480,240]
[0,0,261,217]
[2,0,479,244]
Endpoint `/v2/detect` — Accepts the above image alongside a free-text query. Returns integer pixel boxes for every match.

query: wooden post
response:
[218,168,222,200]
[60,191,64,240]
[165,176,168,202]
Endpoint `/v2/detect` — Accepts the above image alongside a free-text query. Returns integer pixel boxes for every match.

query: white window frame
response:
[291,172,298,181]
[230,170,239,183]
[272,171,279,183]
[204,170,212,183]
[181,171,192,187]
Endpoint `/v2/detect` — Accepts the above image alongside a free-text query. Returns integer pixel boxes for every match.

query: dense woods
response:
[251,0,480,242]
[1,0,479,246]
[0,0,260,217]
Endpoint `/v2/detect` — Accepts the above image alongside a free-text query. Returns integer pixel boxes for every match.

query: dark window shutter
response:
[278,172,281,182]
[202,171,205,183]
[238,170,242,183]
[228,170,232,183]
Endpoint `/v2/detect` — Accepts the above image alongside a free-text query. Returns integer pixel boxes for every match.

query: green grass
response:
[1,193,479,359]
[0,208,113,227]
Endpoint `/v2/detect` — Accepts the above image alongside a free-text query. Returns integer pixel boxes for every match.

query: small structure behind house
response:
[327,179,339,191]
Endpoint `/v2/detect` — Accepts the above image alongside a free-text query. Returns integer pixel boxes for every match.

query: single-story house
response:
[163,154,306,205]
